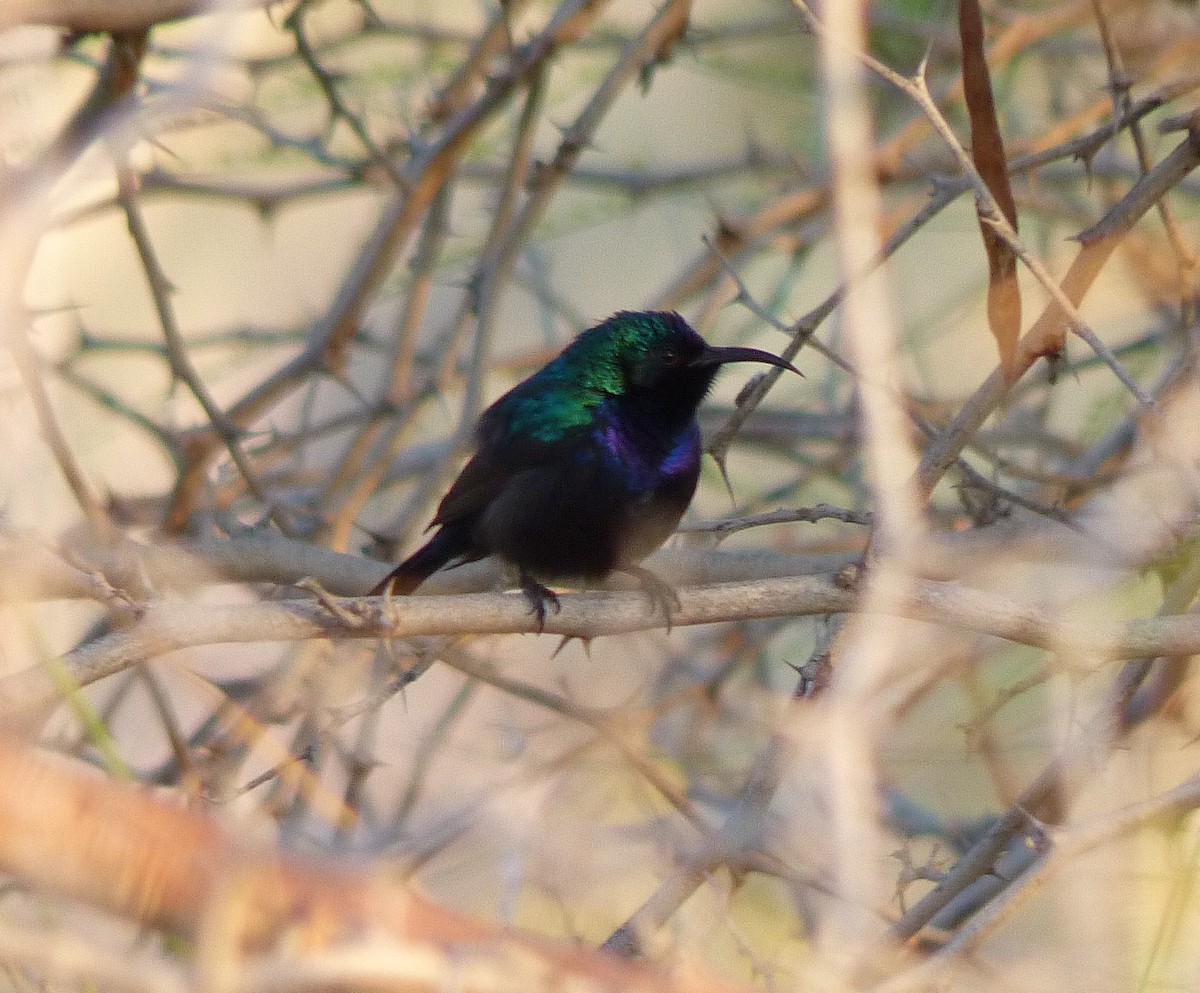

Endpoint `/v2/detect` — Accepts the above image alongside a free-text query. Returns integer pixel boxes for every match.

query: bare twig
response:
[918,127,1200,492]
[115,165,297,533]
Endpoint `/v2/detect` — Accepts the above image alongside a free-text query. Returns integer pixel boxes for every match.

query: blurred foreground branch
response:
[0,738,743,993]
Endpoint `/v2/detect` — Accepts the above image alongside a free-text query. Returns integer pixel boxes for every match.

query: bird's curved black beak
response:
[693,343,801,376]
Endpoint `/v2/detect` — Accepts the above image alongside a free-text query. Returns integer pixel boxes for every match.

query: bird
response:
[371,310,799,627]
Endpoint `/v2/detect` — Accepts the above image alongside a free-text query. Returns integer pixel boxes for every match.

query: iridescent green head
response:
[504,310,797,441]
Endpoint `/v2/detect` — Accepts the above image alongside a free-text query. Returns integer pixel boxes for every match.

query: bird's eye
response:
[661,348,680,364]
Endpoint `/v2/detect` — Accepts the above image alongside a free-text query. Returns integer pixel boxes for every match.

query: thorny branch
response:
[4,2,1200,990]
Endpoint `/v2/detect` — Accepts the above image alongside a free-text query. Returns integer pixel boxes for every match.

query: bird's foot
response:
[623,566,681,632]
[519,573,561,632]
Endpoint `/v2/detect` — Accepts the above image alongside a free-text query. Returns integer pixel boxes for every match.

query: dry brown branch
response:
[0,738,744,993]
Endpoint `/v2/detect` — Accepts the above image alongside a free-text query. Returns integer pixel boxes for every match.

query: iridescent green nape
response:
[505,311,686,441]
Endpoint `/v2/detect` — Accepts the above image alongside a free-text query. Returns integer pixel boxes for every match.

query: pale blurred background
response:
[2,1,1200,990]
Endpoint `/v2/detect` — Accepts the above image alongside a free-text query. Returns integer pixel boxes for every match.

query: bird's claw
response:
[625,566,680,632]
[519,574,561,632]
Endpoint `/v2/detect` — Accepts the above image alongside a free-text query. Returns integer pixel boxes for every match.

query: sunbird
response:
[373,310,799,626]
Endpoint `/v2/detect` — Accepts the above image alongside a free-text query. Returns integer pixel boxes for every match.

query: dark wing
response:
[430,400,592,528]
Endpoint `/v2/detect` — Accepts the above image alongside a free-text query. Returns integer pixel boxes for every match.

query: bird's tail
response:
[369,528,467,596]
